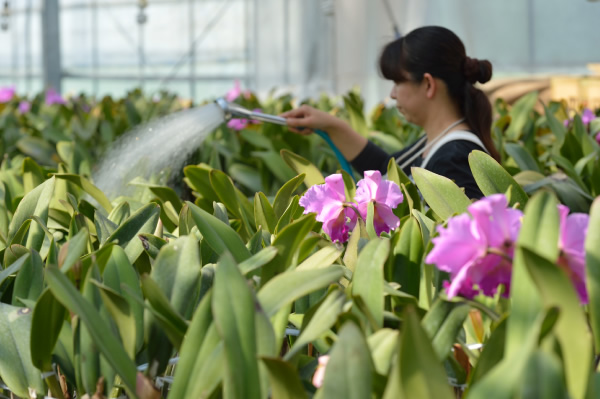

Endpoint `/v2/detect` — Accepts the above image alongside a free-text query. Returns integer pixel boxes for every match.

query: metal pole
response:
[92,0,99,95]
[189,0,196,100]
[41,0,62,92]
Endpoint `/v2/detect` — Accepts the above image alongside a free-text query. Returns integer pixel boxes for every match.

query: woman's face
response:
[389,77,427,125]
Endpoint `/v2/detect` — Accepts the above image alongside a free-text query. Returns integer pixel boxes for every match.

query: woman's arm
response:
[281,105,368,161]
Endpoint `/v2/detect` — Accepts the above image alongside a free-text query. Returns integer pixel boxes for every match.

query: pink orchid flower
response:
[225,80,242,102]
[582,108,596,125]
[227,118,248,130]
[354,170,403,236]
[426,194,522,299]
[18,100,31,114]
[45,87,66,105]
[557,204,589,303]
[299,174,357,243]
[312,355,330,388]
[0,86,15,103]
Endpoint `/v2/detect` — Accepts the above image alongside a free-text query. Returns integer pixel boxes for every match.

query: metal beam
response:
[41,0,62,92]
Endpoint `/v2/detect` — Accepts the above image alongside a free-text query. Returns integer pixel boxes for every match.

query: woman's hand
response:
[281,105,341,134]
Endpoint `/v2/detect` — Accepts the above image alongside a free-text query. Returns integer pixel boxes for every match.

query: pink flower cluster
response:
[425,194,590,303]
[563,108,596,127]
[299,171,403,243]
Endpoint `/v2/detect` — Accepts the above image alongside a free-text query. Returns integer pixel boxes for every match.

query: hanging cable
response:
[380,0,402,38]
[157,0,233,90]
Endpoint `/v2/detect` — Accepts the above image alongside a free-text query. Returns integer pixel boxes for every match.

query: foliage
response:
[0,86,598,398]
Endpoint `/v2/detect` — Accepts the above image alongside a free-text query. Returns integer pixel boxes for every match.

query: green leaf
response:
[522,247,592,399]
[239,246,279,275]
[505,91,538,141]
[12,249,43,305]
[183,164,220,205]
[411,167,471,220]
[254,192,277,234]
[367,328,399,376]
[421,299,470,360]
[187,201,251,263]
[389,217,424,297]
[504,142,541,172]
[103,203,161,263]
[213,253,261,399]
[54,173,113,213]
[30,288,67,371]
[258,266,345,317]
[273,174,305,219]
[22,157,46,195]
[8,176,55,252]
[138,233,168,259]
[296,244,343,271]
[252,150,297,183]
[0,255,27,287]
[468,150,529,208]
[315,321,372,399]
[261,357,308,399]
[352,238,389,328]
[44,267,138,398]
[59,227,89,272]
[543,101,567,149]
[92,280,137,359]
[260,214,316,285]
[280,149,325,188]
[586,197,600,354]
[100,244,144,354]
[518,350,568,399]
[397,307,453,399]
[210,169,244,221]
[517,191,559,262]
[0,303,45,397]
[284,288,345,360]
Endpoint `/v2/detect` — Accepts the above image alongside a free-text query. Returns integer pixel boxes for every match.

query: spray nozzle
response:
[215,97,287,126]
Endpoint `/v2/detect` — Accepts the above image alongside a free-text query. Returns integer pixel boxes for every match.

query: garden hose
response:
[215,97,355,178]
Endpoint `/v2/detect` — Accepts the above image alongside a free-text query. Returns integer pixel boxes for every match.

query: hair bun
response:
[463,56,492,84]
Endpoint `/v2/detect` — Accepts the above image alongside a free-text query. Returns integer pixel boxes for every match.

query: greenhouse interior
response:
[0,0,600,398]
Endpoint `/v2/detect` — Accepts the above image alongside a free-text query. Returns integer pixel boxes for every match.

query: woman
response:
[282,26,500,199]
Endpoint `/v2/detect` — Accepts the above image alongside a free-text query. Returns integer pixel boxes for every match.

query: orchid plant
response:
[299,170,403,242]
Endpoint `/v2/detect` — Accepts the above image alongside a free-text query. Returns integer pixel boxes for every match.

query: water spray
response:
[214,98,355,179]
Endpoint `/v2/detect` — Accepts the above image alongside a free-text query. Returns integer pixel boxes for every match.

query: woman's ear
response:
[423,72,436,99]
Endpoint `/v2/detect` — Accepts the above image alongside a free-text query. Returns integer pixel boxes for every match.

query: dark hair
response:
[379,26,500,162]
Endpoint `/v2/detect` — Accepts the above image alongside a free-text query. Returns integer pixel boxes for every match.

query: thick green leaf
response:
[0,254,27,287]
[11,249,43,305]
[59,227,89,272]
[92,281,137,359]
[421,299,470,360]
[352,238,389,328]
[518,350,568,399]
[504,142,541,173]
[239,246,279,275]
[100,245,144,353]
[254,192,277,234]
[389,217,424,297]
[94,210,118,245]
[586,197,600,354]
[273,173,305,219]
[522,247,592,399]
[258,266,345,317]
[183,164,220,205]
[188,201,251,263]
[0,304,45,397]
[44,267,138,398]
[505,91,538,141]
[138,233,168,259]
[262,357,308,399]
[315,321,372,399]
[469,150,529,208]
[252,150,297,183]
[213,253,261,399]
[8,176,55,252]
[367,328,399,376]
[280,149,325,188]
[30,289,67,397]
[285,288,345,360]
[260,214,316,285]
[543,102,567,149]
[398,307,453,399]
[168,291,219,399]
[103,203,160,263]
[210,169,244,221]
[517,191,559,262]
[411,167,471,220]
[296,244,343,271]
[54,173,112,213]
[22,157,46,195]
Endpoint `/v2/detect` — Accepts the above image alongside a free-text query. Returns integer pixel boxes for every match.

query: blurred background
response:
[1,0,599,109]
